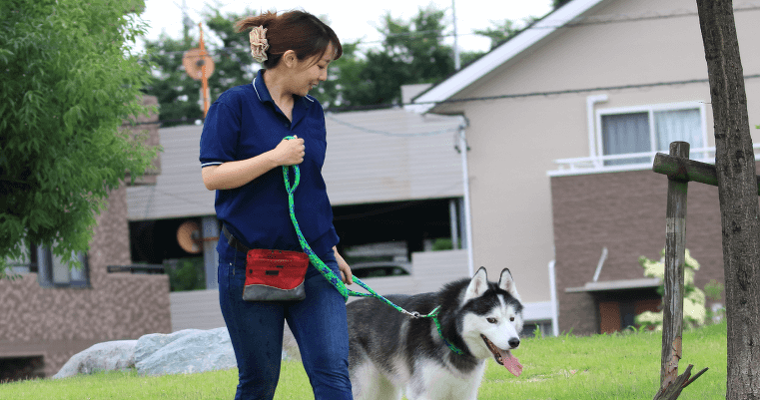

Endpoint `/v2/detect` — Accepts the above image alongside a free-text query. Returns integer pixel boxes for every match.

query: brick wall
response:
[550,168,727,335]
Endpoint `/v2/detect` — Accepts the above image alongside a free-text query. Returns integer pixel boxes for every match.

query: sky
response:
[136,0,554,54]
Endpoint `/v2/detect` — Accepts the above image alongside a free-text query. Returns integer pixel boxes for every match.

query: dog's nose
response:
[508,338,520,348]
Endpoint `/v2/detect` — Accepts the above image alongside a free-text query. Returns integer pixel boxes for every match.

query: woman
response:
[199,10,353,400]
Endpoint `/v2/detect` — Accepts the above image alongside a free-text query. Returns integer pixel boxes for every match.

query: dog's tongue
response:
[501,350,523,377]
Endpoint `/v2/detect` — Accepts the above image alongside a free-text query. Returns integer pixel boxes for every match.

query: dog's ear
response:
[464,267,489,302]
[498,268,521,302]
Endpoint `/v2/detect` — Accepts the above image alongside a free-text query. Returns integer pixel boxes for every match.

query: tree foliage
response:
[144,5,531,113]
[141,7,258,127]
[473,17,541,51]
[320,6,456,108]
[0,0,157,275]
[635,249,707,330]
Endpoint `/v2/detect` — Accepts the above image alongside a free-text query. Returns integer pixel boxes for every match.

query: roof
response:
[126,108,465,221]
[410,0,607,113]
[565,278,661,293]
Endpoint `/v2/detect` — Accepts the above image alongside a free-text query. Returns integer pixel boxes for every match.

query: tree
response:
[310,40,364,109]
[203,8,259,97]
[695,0,760,398]
[142,6,525,112]
[141,8,258,127]
[0,0,157,275]
[317,6,456,108]
[142,34,205,126]
[473,17,546,52]
[473,19,522,51]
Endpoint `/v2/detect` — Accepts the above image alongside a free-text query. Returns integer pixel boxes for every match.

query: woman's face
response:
[289,43,335,97]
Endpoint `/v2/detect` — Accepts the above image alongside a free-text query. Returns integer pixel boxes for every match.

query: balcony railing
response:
[548,144,760,177]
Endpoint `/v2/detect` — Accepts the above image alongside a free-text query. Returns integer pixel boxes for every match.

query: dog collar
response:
[429,306,464,355]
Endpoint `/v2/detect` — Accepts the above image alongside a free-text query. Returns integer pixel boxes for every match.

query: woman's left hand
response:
[333,247,353,285]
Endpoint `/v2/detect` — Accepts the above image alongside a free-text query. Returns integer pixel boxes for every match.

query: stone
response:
[134,327,236,376]
[53,325,303,379]
[52,340,137,379]
[282,322,301,362]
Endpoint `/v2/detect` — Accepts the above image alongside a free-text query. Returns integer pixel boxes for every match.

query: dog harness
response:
[282,137,464,355]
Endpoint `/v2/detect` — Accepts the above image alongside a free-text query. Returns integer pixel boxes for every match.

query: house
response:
[411,0,760,335]
[126,106,493,332]
[0,96,171,380]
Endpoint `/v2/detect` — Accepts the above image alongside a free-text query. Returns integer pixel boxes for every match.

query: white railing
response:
[548,144,760,177]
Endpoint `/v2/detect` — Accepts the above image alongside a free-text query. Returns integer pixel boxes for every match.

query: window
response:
[4,242,37,275]
[597,103,706,166]
[37,247,90,288]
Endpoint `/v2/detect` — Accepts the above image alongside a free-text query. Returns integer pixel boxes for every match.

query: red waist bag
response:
[243,249,310,302]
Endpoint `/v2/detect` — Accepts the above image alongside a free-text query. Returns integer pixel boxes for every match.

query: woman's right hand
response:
[201,136,305,191]
[272,136,305,166]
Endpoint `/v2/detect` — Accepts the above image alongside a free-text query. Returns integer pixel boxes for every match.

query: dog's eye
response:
[509,317,515,322]
[486,317,498,324]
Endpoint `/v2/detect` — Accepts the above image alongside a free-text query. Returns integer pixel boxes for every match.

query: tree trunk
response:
[695,1,760,399]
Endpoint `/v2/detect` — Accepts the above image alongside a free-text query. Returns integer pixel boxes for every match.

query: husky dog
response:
[347,267,524,400]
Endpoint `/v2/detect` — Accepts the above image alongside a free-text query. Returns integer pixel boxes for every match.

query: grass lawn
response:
[0,322,726,399]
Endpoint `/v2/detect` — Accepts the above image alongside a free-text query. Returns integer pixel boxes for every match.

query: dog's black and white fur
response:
[347,267,524,400]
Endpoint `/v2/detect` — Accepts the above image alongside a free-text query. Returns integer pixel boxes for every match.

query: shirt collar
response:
[252,69,314,109]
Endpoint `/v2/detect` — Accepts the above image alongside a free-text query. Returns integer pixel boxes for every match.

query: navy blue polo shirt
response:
[199,69,339,257]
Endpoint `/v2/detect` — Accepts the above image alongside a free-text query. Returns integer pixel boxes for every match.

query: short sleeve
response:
[199,100,241,168]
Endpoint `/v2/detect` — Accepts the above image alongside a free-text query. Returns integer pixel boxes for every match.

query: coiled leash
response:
[281,137,463,354]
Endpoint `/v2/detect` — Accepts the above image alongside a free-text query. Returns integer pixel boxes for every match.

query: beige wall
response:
[429,0,760,306]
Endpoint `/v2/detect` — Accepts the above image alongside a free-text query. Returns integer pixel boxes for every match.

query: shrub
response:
[635,248,706,330]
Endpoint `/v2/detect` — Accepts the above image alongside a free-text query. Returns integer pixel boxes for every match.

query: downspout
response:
[586,94,608,168]
[457,117,474,277]
[548,260,560,337]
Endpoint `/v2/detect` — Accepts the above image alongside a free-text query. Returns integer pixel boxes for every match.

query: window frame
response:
[37,246,90,289]
[594,101,708,162]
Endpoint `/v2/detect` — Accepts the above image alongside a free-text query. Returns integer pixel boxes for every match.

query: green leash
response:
[281,137,463,355]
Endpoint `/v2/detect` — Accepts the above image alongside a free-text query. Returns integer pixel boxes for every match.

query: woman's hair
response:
[236,10,343,69]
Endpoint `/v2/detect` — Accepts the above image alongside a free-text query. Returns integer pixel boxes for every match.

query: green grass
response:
[0,322,727,399]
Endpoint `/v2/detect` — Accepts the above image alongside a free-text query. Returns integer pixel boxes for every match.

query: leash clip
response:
[410,311,421,319]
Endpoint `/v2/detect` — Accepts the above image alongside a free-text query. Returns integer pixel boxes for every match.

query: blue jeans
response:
[217,241,353,400]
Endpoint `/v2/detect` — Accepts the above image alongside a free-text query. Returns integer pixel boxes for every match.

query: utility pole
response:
[452,0,460,70]
[180,0,192,42]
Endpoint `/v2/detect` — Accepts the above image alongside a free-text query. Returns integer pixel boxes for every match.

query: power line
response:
[328,74,760,112]
[325,113,460,137]
[137,73,760,126]
[136,3,760,59]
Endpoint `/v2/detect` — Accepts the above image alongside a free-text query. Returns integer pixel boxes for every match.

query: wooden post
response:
[660,141,689,390]
[651,143,712,399]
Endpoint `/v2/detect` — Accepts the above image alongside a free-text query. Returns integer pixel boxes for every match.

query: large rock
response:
[52,340,137,379]
[134,327,236,376]
[53,325,302,379]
